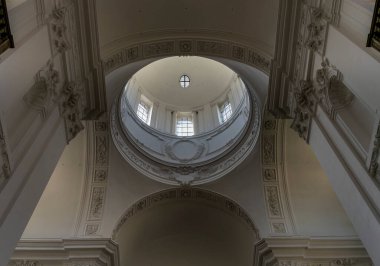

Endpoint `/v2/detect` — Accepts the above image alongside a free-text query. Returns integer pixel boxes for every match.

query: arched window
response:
[219,100,232,123]
[136,99,151,125]
[176,113,194,136]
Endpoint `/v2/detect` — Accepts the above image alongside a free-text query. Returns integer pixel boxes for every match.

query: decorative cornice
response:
[103,38,271,75]
[266,237,372,266]
[112,188,260,240]
[9,239,119,266]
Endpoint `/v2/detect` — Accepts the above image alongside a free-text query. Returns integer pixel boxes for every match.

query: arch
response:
[102,37,272,76]
[112,188,260,240]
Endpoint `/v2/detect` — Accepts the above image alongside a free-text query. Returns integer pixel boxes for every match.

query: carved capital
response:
[290,80,316,142]
[315,58,353,119]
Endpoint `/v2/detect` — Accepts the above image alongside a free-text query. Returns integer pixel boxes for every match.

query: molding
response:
[0,118,11,183]
[266,237,372,265]
[111,85,261,185]
[253,240,279,266]
[74,119,109,237]
[261,113,296,235]
[267,0,341,117]
[103,38,271,75]
[369,122,380,181]
[112,188,260,240]
[9,239,119,266]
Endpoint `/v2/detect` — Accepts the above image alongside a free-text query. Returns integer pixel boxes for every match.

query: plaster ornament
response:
[23,61,60,118]
[304,7,328,54]
[265,186,282,218]
[0,121,11,180]
[112,188,259,240]
[291,80,316,142]
[49,7,70,54]
[88,187,105,220]
[59,82,84,142]
[103,38,271,74]
[315,59,354,119]
[369,123,380,180]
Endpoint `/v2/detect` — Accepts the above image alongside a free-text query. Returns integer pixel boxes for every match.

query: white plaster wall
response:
[21,129,86,238]
[284,120,357,237]
[325,26,380,115]
[116,200,256,266]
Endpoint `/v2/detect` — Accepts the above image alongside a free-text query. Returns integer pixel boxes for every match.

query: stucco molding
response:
[73,120,109,237]
[261,113,296,236]
[111,87,260,185]
[290,80,317,142]
[266,237,372,265]
[0,119,11,183]
[9,239,119,266]
[103,38,271,75]
[369,122,380,181]
[112,188,260,240]
[267,0,341,117]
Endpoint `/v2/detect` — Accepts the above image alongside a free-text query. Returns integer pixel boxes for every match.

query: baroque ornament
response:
[304,7,327,54]
[59,82,84,142]
[23,61,60,118]
[0,121,11,180]
[315,58,353,119]
[112,87,260,186]
[49,7,70,54]
[103,38,271,74]
[369,122,380,180]
[291,80,316,142]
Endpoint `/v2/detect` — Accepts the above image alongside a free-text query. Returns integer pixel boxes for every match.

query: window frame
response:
[175,112,194,137]
[0,0,15,55]
[179,74,190,88]
[219,99,233,124]
[136,98,152,125]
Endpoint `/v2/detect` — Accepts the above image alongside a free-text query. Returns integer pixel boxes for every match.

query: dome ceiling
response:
[133,56,235,109]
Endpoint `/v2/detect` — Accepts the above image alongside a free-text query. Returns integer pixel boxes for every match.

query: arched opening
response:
[113,188,260,266]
